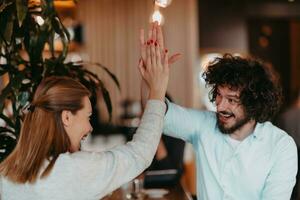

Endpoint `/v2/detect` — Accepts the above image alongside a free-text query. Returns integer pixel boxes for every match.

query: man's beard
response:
[217,112,251,134]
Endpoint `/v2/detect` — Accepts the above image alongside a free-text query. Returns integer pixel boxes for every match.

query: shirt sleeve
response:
[0,176,2,197]
[163,100,214,144]
[261,135,298,200]
[72,100,166,199]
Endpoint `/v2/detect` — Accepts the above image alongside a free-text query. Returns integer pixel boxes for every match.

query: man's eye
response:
[228,99,237,104]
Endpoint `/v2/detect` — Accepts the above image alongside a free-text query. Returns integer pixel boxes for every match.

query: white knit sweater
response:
[0,100,165,200]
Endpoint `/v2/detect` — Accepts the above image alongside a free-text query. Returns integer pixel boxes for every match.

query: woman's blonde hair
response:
[0,76,91,183]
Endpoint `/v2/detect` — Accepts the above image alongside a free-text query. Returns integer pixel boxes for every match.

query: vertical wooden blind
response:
[78,0,199,121]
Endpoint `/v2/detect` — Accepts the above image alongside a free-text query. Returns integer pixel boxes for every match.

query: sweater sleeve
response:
[69,100,166,199]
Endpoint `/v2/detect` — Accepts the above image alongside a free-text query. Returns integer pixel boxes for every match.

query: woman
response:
[0,35,169,199]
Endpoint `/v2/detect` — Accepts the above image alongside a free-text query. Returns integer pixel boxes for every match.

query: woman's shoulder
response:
[57,151,104,164]
[56,151,111,171]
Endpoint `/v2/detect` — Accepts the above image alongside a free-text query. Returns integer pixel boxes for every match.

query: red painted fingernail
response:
[165,49,168,53]
[150,39,153,44]
[147,41,150,45]
[154,42,157,46]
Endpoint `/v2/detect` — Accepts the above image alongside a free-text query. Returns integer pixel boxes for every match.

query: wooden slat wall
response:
[77,0,199,121]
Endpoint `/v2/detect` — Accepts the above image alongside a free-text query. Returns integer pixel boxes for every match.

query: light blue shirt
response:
[164,102,298,200]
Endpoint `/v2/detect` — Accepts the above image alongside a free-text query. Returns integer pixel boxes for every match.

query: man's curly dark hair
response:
[202,54,283,123]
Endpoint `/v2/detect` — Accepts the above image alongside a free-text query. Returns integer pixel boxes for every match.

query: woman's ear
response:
[61,110,72,127]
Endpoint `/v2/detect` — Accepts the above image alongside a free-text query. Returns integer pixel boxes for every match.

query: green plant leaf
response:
[0,0,120,162]
[3,16,13,43]
[16,0,28,27]
[52,17,69,61]
[0,2,12,13]
[0,113,15,128]
[11,72,24,90]
[98,80,113,121]
[0,69,7,76]
[48,30,55,57]
[90,62,121,91]
[0,127,14,134]
[0,134,17,161]
[17,91,29,107]
[0,82,12,112]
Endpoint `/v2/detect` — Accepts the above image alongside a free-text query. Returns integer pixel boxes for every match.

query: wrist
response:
[149,92,165,101]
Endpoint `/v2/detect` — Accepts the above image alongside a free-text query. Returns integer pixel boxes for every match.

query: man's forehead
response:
[217,85,241,97]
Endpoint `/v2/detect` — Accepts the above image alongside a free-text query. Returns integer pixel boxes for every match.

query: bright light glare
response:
[151,10,164,25]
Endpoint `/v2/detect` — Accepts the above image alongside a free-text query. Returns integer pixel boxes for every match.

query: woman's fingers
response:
[146,43,152,71]
[150,42,156,68]
[155,42,162,69]
[164,50,169,71]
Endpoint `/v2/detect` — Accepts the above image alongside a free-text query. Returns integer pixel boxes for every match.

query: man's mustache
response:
[217,111,234,116]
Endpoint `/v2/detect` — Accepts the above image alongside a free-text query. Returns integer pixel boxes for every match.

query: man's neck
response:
[230,119,257,141]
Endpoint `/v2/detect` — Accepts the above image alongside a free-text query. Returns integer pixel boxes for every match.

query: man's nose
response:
[217,98,228,111]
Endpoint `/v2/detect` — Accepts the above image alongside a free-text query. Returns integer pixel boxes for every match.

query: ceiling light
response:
[155,0,172,8]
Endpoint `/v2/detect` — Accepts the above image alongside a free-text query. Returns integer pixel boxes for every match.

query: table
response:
[102,184,192,200]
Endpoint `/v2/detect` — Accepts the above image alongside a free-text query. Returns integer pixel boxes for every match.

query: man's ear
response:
[61,110,72,127]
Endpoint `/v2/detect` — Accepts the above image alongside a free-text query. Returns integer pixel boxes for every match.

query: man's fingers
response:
[152,21,158,41]
[164,50,169,70]
[137,59,145,77]
[140,29,145,45]
[140,29,147,61]
[157,25,164,51]
[148,22,154,40]
[168,53,182,64]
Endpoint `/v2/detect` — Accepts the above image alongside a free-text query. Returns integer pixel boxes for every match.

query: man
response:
[139,23,297,200]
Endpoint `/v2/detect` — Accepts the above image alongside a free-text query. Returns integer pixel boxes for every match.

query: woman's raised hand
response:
[140,22,181,66]
[138,37,169,101]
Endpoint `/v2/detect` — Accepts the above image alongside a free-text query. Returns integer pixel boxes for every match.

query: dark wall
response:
[199,1,248,52]
[198,0,300,108]
[248,19,291,105]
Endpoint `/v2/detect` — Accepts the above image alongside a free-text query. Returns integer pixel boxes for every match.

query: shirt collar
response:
[252,122,264,140]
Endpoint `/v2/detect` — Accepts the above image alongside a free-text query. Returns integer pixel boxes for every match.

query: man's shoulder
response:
[168,102,217,122]
[259,121,296,147]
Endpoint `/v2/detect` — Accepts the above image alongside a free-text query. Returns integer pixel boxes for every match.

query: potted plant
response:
[0,0,120,161]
